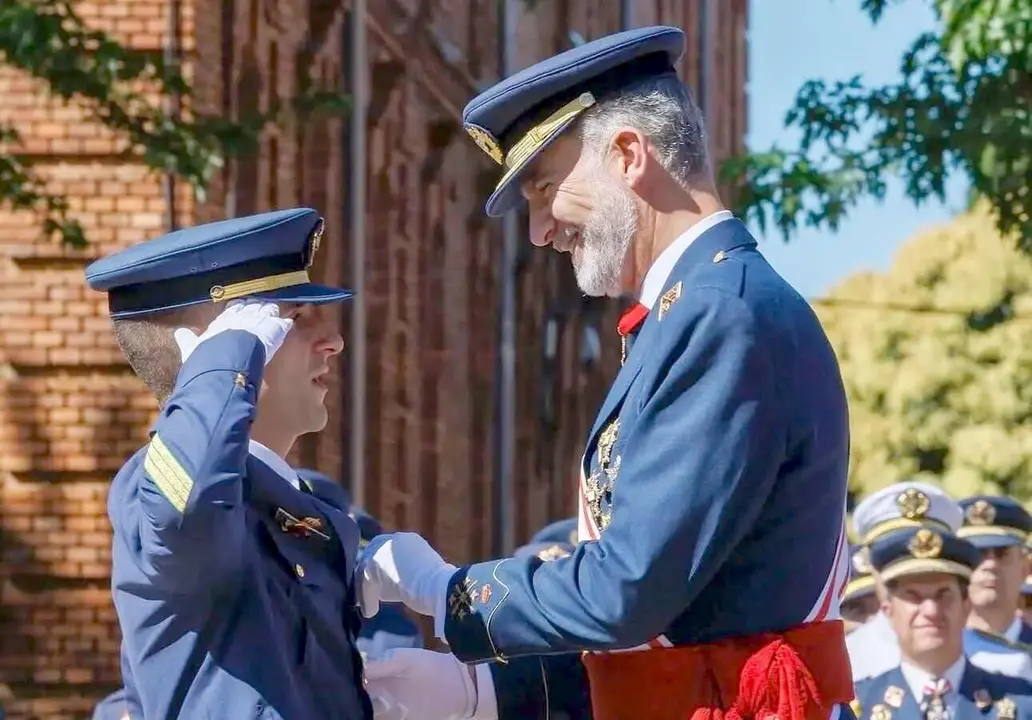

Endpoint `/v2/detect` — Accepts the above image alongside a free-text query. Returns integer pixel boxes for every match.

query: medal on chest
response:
[585,419,621,532]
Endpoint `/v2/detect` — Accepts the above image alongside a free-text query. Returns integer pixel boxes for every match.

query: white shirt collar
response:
[637,210,735,309]
[248,439,300,490]
[1007,610,1023,639]
[900,655,965,707]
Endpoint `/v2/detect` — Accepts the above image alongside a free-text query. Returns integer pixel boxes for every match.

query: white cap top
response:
[852,481,962,545]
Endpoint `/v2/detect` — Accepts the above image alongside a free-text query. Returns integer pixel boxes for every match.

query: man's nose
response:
[919,598,945,618]
[316,317,345,356]
[528,210,555,248]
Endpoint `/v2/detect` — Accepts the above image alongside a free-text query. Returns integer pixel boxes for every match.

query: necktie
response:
[617,302,649,365]
[921,677,951,720]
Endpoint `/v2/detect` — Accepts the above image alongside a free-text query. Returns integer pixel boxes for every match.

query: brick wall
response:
[0,1,748,717]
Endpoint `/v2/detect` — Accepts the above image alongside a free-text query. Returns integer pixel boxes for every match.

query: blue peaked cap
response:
[869,527,982,584]
[85,208,352,319]
[462,26,685,217]
[958,495,1032,549]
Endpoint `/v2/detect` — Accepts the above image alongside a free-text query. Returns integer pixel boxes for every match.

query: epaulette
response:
[971,628,1032,654]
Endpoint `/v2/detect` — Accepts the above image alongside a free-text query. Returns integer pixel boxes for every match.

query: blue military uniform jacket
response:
[110,331,370,719]
[854,663,1032,719]
[442,218,851,661]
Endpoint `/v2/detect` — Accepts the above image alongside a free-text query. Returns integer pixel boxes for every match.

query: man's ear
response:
[608,126,650,190]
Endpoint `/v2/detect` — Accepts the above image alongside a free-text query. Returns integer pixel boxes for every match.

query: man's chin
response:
[573,264,620,297]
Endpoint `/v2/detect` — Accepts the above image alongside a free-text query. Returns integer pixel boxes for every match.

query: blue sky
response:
[745,0,970,297]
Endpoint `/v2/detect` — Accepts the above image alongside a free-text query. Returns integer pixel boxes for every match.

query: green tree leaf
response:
[0,0,347,247]
[722,0,1032,248]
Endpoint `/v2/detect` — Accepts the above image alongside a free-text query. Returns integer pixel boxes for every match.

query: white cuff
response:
[433,567,454,641]
[471,663,499,720]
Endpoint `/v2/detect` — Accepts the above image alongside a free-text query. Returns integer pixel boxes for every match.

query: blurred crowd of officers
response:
[841,483,1032,719]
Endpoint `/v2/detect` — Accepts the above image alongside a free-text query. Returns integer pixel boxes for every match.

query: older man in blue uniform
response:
[85,209,374,719]
[960,496,1032,646]
[359,26,853,720]
[853,527,1032,719]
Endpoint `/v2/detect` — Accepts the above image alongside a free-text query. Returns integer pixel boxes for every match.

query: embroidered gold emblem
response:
[966,499,996,526]
[306,218,325,269]
[908,529,943,559]
[586,420,622,532]
[870,703,892,720]
[598,420,619,468]
[896,488,930,520]
[658,282,682,321]
[536,544,572,562]
[465,124,504,165]
[996,697,1017,719]
[883,686,904,708]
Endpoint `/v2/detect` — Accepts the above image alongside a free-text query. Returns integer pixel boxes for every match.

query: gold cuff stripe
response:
[958,526,1028,541]
[495,92,597,190]
[144,433,194,513]
[863,517,952,545]
[209,270,311,303]
[844,576,876,598]
[879,558,972,584]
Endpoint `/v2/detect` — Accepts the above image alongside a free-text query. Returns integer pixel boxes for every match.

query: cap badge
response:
[465,124,504,165]
[966,499,996,526]
[909,528,943,559]
[896,488,930,520]
[306,217,325,269]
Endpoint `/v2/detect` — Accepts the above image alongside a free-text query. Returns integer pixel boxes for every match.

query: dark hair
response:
[112,305,214,406]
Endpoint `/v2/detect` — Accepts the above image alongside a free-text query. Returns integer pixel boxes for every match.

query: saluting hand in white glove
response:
[174,300,293,366]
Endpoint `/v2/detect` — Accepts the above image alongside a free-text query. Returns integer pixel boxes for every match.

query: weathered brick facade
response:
[0,1,748,716]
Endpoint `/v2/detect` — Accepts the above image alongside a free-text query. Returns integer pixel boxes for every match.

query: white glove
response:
[174,300,293,366]
[357,533,456,626]
[364,648,498,720]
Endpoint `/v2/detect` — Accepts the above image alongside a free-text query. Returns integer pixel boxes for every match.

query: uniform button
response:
[294,563,305,578]
[234,372,247,387]
[713,250,726,263]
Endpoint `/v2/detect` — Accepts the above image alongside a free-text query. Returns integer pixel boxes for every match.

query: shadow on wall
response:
[0,367,149,719]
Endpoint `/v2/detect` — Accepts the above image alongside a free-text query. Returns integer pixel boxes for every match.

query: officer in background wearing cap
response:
[85,209,376,718]
[848,483,1032,683]
[959,497,1032,646]
[852,527,1032,720]
[848,482,967,679]
[844,544,880,633]
[359,24,856,720]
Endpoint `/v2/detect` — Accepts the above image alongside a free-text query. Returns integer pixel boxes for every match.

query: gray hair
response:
[577,75,710,185]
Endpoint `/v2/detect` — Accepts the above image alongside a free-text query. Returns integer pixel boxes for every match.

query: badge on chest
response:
[585,419,622,532]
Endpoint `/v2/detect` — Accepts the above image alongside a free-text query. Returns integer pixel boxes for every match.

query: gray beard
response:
[573,179,637,297]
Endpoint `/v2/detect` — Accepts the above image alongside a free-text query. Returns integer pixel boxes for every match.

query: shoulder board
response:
[971,628,1032,654]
